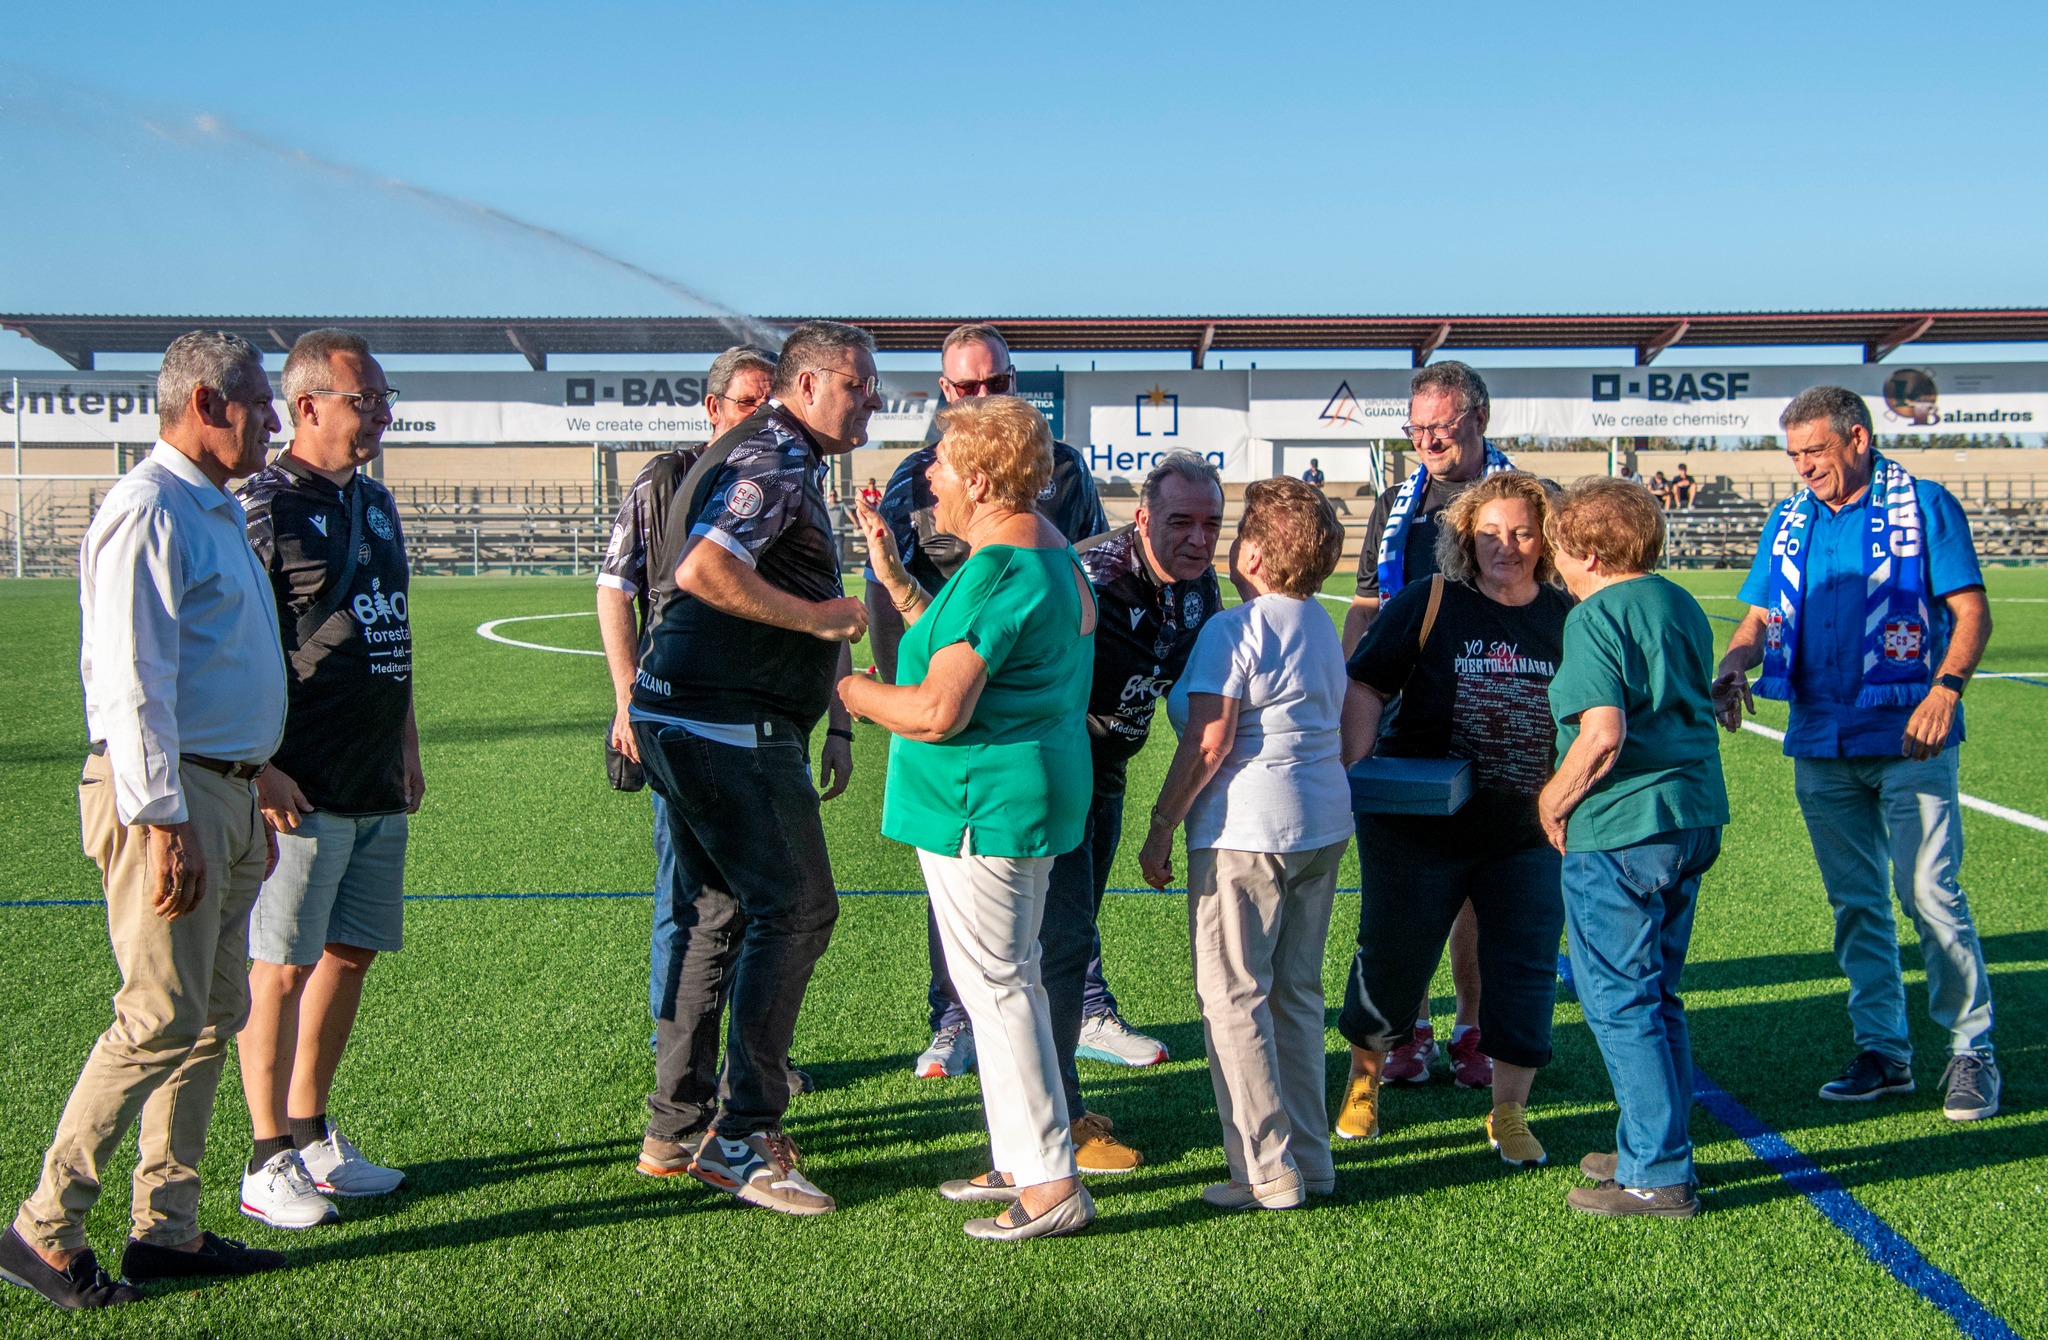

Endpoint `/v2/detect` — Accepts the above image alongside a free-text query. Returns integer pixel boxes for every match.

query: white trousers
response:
[919,844,1077,1187]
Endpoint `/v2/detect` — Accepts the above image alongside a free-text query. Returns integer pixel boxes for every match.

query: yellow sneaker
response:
[1334,1072,1382,1141]
[1071,1112,1143,1174]
[1487,1102,1547,1167]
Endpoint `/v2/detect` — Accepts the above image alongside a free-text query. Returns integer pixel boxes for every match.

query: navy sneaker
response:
[1819,1051,1915,1102]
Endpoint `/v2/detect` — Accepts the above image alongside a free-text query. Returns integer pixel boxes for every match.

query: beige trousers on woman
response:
[1188,842,1346,1190]
[919,843,1078,1188]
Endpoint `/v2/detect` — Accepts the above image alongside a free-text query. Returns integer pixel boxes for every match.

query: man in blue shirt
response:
[1713,386,1997,1121]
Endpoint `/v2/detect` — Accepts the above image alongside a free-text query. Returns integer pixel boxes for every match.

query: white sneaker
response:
[914,1022,975,1078]
[299,1130,406,1197]
[1077,1012,1168,1067]
[240,1150,339,1229]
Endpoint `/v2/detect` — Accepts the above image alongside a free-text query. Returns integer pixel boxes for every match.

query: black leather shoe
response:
[0,1225,143,1310]
[121,1231,286,1281]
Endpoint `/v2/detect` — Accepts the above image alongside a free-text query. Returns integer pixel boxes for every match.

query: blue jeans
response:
[1791,748,1994,1064]
[1561,826,1722,1190]
[928,780,1124,1037]
[650,788,681,1022]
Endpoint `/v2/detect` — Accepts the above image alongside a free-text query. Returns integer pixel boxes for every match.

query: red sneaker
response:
[1449,1027,1493,1089]
[1383,1021,1439,1084]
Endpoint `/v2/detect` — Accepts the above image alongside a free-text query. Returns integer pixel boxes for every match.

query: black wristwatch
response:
[826,727,856,742]
[1936,673,1968,698]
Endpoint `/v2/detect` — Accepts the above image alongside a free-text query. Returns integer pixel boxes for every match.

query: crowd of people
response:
[0,323,2005,1305]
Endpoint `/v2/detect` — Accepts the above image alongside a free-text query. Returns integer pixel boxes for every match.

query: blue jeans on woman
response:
[1561,826,1722,1190]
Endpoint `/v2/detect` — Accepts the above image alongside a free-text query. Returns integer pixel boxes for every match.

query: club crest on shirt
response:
[366,505,394,541]
[1037,480,1056,502]
[728,480,765,518]
[1183,591,1204,627]
[1882,618,1924,661]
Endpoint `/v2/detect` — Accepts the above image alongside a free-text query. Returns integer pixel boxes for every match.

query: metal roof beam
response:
[1865,315,1935,363]
[504,327,547,371]
[1191,322,1215,370]
[1636,320,1691,365]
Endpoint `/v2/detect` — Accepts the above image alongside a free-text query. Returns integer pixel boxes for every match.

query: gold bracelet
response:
[893,583,927,614]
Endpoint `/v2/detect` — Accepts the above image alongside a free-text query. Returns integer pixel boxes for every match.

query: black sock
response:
[249,1135,295,1175]
[288,1113,329,1150]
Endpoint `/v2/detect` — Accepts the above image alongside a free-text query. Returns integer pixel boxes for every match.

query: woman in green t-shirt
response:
[840,396,1098,1242]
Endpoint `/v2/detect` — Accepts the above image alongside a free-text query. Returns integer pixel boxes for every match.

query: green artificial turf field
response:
[1,568,2043,1339]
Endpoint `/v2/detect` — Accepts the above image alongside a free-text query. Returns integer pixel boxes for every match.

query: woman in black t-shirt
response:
[1332,472,1571,1169]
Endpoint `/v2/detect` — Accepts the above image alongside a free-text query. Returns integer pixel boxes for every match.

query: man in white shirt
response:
[2,332,291,1311]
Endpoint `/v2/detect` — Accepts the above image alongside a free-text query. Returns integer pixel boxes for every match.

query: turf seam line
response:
[1551,955,2019,1340]
[1737,721,2048,835]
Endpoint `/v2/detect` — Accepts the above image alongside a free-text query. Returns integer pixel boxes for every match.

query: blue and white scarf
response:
[1375,439,1515,597]
[1755,454,1932,708]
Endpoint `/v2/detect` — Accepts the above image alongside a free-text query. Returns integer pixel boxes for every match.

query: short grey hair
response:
[1411,359,1490,420]
[772,321,877,395]
[1139,450,1223,509]
[706,344,778,399]
[1780,385,1873,442]
[157,330,263,427]
[281,328,372,427]
[941,323,1010,362]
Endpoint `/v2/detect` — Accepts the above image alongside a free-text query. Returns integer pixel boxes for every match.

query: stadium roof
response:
[7,308,2048,372]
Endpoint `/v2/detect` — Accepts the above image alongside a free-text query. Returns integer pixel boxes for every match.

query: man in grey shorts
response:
[234,329,424,1228]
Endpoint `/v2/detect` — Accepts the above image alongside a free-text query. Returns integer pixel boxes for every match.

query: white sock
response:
[1451,1024,1476,1044]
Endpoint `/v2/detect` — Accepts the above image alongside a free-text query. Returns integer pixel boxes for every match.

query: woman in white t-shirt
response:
[1138,477,1352,1212]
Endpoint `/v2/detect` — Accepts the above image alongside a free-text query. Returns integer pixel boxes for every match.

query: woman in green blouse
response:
[839,396,1098,1242]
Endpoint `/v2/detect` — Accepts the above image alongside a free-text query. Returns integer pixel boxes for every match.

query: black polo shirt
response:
[1076,523,1221,785]
[241,454,412,815]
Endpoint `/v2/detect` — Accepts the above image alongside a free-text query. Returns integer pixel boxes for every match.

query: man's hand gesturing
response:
[810,597,869,643]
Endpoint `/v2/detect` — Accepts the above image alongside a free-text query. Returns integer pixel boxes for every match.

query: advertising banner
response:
[0,370,944,445]
[1067,371,1259,482]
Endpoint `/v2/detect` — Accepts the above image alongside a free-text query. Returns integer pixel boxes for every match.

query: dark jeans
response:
[635,719,839,1140]
[1339,815,1565,1070]
[1561,825,1722,1189]
[650,788,681,1021]
[928,782,1123,1037]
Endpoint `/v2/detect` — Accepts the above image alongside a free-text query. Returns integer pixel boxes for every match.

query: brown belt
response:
[88,741,268,781]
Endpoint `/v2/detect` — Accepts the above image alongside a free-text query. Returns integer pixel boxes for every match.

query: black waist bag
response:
[606,729,645,792]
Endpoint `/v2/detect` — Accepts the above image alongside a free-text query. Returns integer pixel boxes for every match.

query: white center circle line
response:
[476,611,604,657]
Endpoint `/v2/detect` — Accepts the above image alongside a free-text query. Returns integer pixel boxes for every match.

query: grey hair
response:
[1780,385,1873,442]
[1410,359,1490,420]
[706,344,778,399]
[941,323,1010,361]
[281,328,372,427]
[1139,450,1223,509]
[771,321,877,395]
[157,330,263,427]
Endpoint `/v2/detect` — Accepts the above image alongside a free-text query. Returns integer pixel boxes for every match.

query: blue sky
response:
[3,1,2046,369]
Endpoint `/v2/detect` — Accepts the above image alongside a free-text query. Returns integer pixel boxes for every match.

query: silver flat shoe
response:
[964,1185,1096,1240]
[940,1175,1022,1203]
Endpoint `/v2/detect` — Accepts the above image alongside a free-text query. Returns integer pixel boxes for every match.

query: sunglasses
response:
[943,369,1016,397]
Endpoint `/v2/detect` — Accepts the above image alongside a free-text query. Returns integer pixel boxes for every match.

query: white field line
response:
[1738,722,2048,835]
[476,611,603,657]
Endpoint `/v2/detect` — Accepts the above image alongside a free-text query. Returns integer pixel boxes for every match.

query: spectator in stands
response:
[4,332,288,1310]
[858,477,882,510]
[1670,464,1697,508]
[1540,478,1727,1219]
[628,322,878,1216]
[1302,458,1326,490]
[839,396,1099,1241]
[1648,471,1672,508]
[595,345,828,1182]
[1335,472,1570,1169]
[1138,478,1350,1210]
[233,329,418,1230]
[1712,386,1998,1121]
[1341,361,1538,1091]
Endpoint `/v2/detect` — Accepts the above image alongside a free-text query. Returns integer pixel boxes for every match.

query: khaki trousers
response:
[1187,842,1345,1189]
[14,753,266,1251]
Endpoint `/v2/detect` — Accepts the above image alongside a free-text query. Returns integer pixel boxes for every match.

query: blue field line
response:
[1553,954,2018,1340]
[0,886,1367,909]
[2001,675,2048,691]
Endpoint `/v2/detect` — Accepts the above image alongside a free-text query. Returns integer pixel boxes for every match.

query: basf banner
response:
[1248,363,2048,441]
[0,370,944,444]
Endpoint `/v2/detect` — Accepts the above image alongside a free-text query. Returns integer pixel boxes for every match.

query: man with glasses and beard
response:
[629,321,877,1216]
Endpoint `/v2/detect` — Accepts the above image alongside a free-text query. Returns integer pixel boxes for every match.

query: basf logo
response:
[1590,371,1751,403]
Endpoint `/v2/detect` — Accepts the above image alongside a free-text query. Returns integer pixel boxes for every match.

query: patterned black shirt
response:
[1075,523,1222,772]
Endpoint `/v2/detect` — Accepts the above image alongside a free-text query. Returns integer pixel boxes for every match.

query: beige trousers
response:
[1187,842,1346,1189]
[14,752,266,1251]
[918,844,1077,1188]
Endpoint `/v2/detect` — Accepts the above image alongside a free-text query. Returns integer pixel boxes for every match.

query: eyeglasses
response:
[1400,408,1472,442]
[814,368,882,397]
[306,388,401,412]
[943,368,1016,396]
[708,392,768,411]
